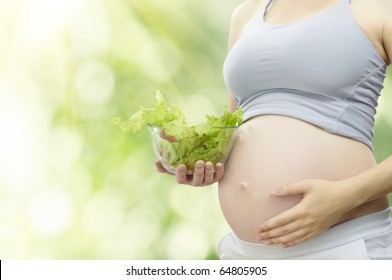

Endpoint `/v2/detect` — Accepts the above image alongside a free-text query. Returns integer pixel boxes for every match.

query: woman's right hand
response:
[155,160,225,187]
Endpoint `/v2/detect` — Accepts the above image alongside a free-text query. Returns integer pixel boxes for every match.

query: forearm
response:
[345,155,392,207]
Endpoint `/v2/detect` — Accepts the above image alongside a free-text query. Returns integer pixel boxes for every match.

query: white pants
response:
[219,208,392,260]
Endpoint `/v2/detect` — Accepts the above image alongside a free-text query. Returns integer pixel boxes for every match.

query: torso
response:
[219,0,390,242]
[219,116,389,242]
[231,0,389,63]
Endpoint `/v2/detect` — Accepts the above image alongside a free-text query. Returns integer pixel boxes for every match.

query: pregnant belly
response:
[218,115,377,242]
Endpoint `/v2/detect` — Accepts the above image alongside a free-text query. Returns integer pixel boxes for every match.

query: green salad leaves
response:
[113,91,243,171]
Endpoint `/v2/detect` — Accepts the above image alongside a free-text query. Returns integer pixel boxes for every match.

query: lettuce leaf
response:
[113,91,243,171]
[112,90,186,133]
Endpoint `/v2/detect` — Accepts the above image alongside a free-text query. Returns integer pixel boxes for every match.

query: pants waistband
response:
[228,208,392,259]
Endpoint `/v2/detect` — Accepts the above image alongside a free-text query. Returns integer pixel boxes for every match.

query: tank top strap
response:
[263,0,274,16]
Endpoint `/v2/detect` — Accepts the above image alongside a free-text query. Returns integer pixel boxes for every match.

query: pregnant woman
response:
[156,0,392,259]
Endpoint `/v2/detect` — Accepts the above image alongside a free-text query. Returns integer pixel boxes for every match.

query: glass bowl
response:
[148,124,239,175]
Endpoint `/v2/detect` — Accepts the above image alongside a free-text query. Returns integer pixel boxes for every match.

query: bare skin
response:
[155,160,224,186]
[156,0,392,247]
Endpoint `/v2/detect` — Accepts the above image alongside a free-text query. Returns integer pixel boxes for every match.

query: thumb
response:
[270,180,310,197]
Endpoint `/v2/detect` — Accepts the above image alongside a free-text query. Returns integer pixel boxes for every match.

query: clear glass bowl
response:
[148,124,239,174]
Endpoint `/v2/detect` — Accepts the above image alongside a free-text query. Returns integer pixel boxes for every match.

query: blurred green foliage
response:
[0,0,390,260]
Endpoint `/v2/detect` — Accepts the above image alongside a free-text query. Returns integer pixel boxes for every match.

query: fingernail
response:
[178,165,186,172]
[265,241,273,245]
[271,186,283,195]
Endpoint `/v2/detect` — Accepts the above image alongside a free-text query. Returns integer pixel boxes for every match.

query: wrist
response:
[340,161,391,208]
[338,175,369,210]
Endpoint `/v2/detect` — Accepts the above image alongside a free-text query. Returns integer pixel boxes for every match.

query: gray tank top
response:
[223,0,388,150]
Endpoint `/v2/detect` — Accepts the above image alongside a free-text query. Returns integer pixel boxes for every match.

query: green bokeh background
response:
[0,0,391,259]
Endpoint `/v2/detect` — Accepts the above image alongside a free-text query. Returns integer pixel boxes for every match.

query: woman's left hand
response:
[257,179,356,248]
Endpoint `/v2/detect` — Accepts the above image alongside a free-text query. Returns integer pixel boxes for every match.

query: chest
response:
[263,0,386,63]
[224,0,386,102]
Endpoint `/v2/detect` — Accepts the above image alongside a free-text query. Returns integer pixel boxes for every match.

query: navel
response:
[239,182,248,192]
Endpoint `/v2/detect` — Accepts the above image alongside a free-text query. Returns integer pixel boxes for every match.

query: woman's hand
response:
[256,179,356,248]
[155,160,225,186]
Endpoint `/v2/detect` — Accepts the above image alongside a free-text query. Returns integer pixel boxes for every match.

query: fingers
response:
[174,161,225,187]
[257,207,319,247]
[257,220,308,245]
[175,164,188,184]
[256,206,307,245]
[214,163,224,182]
[258,207,300,233]
[192,160,206,186]
[203,162,215,185]
[262,228,314,248]
[270,180,311,197]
